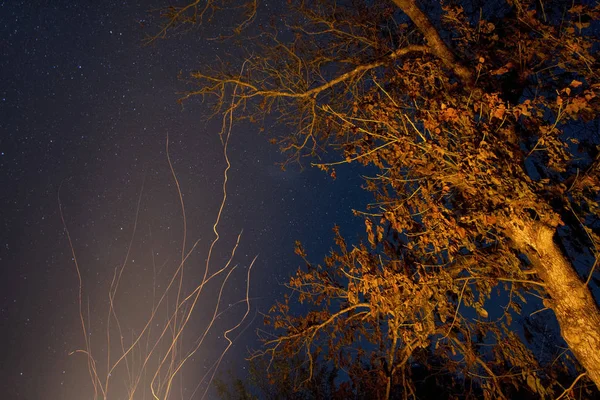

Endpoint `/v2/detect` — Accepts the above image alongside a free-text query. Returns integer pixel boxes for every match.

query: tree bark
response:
[506,219,600,390]
[391,0,600,388]
[391,0,474,86]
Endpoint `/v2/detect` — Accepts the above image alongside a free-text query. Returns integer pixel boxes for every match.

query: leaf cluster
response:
[153,0,600,398]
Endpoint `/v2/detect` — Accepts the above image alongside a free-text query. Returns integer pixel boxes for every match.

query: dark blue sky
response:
[0,1,370,398]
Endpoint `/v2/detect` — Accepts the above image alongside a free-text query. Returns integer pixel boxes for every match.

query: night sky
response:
[0,1,369,398]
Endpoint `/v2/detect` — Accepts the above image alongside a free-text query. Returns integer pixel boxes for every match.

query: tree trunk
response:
[391,0,474,86]
[506,219,600,390]
[390,0,600,388]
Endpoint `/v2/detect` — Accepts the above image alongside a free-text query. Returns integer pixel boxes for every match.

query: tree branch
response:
[185,45,428,101]
[391,0,474,86]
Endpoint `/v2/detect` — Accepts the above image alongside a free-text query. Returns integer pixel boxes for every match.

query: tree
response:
[214,354,340,400]
[214,350,499,400]
[152,0,600,398]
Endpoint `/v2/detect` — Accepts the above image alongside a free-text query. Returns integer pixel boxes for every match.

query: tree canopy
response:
[152,0,600,398]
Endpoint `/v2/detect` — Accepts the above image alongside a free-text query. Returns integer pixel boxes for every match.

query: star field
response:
[0,1,369,398]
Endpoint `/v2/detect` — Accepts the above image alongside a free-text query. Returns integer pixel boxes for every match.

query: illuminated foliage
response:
[154,0,600,398]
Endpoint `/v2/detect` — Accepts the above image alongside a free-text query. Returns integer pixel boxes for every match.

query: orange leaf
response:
[570,80,583,88]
